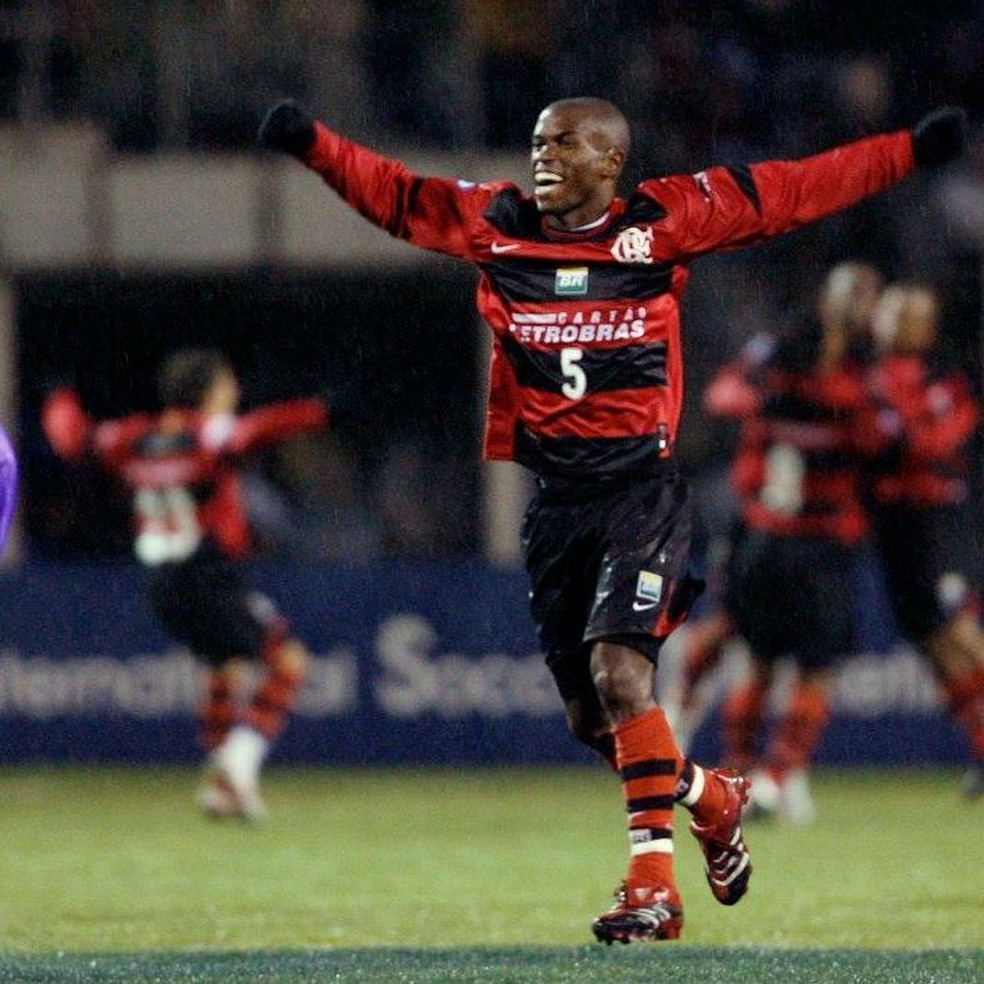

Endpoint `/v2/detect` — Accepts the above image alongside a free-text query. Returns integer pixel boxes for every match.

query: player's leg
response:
[586,638,752,943]
[144,552,256,818]
[665,607,737,752]
[584,474,750,943]
[209,593,309,822]
[588,639,685,943]
[720,660,771,775]
[151,548,301,820]
[193,658,247,819]
[757,538,853,823]
[241,592,310,743]
[198,661,239,752]
[760,670,831,824]
[560,680,617,769]
[924,611,984,798]
[717,528,780,807]
[878,504,984,796]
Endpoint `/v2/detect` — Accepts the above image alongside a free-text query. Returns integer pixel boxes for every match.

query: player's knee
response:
[590,642,654,719]
[272,638,309,678]
[926,611,984,670]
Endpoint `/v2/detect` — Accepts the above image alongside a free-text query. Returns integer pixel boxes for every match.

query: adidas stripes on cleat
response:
[591,884,683,944]
[689,768,752,905]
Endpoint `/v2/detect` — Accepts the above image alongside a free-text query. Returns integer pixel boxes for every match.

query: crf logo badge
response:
[611,226,654,264]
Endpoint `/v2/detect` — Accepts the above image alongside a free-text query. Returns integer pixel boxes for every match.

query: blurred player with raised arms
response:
[868,283,984,797]
[43,348,327,820]
[702,262,889,823]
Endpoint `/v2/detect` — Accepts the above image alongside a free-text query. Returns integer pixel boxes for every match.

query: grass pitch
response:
[0,766,980,981]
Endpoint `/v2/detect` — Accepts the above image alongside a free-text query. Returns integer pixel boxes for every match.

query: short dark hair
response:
[158,348,232,409]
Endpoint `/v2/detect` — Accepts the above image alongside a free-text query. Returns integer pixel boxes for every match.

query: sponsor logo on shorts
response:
[632,570,663,612]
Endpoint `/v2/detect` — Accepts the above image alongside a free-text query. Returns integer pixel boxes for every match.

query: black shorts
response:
[144,543,281,666]
[728,527,858,670]
[872,501,981,642]
[521,467,703,702]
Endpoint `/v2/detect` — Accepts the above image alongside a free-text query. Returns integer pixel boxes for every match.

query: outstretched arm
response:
[258,100,492,258]
[225,398,328,457]
[647,108,967,262]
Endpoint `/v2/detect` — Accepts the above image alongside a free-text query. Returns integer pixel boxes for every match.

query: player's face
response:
[531,106,620,229]
[894,292,938,353]
[204,368,240,415]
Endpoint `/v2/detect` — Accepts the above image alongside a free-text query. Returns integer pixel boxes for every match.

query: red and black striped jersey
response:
[705,330,889,544]
[43,390,326,564]
[867,353,980,506]
[301,124,914,480]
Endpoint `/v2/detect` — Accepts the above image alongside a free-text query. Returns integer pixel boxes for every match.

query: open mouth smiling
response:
[534,170,564,201]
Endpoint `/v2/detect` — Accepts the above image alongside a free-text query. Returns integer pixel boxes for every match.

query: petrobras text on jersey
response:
[510,306,647,345]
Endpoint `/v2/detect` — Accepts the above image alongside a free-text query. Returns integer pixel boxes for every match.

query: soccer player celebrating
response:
[43,348,327,821]
[258,94,965,941]
[705,262,890,824]
[867,283,984,797]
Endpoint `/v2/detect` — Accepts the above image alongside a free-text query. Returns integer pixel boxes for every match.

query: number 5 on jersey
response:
[560,347,587,400]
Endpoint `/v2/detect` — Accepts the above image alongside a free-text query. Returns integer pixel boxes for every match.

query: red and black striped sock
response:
[767,681,830,775]
[244,641,307,740]
[198,669,237,751]
[614,706,681,892]
[721,679,768,772]
[941,666,984,761]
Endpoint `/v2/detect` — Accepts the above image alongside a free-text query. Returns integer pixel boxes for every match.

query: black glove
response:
[258,99,317,157]
[911,106,966,168]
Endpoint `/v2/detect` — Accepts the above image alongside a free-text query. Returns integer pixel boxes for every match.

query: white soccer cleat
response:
[778,769,816,825]
[207,726,270,822]
[743,768,781,821]
[195,768,240,819]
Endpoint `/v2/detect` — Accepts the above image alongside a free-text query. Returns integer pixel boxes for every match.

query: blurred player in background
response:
[867,283,984,798]
[701,262,890,823]
[42,348,327,820]
[257,90,964,941]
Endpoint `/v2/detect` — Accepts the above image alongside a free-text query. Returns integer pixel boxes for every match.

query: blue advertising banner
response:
[0,560,969,766]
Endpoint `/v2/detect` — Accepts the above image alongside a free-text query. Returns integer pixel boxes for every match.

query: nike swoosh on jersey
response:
[490,242,521,253]
[632,600,659,612]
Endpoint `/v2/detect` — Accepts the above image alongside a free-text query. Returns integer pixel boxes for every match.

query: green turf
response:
[0,766,980,980]
[0,946,981,983]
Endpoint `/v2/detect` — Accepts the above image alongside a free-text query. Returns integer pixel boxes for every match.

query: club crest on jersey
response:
[555,267,589,295]
[611,226,655,264]
[633,570,664,612]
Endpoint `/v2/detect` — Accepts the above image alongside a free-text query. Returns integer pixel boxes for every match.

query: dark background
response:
[2,0,981,561]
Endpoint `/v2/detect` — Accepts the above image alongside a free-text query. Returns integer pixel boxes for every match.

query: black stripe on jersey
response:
[502,335,668,393]
[484,260,673,303]
[765,392,852,424]
[386,176,427,237]
[136,431,195,455]
[727,166,762,215]
[483,189,548,239]
[620,192,670,227]
[515,429,666,478]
